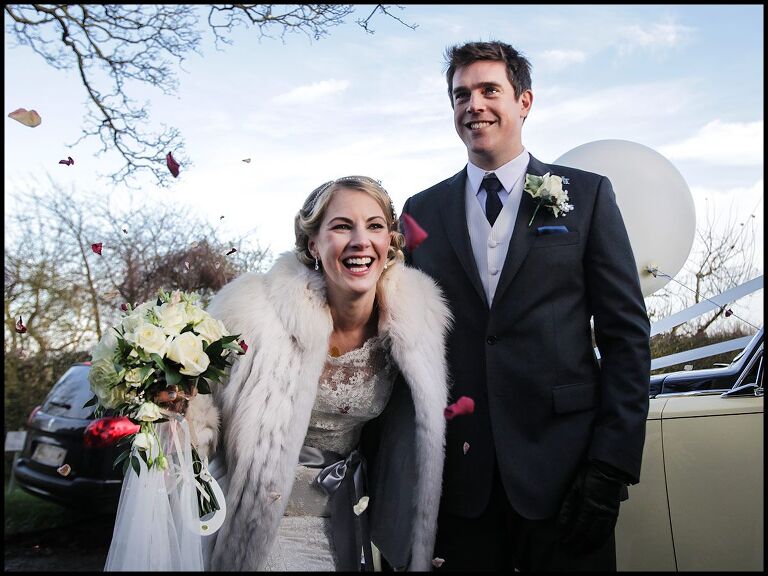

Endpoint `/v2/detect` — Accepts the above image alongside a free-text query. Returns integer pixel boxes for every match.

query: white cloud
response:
[274,79,350,103]
[660,120,764,166]
[615,20,692,55]
[538,49,587,70]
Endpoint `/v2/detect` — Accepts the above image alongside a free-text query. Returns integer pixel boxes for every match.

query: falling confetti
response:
[462,442,470,455]
[91,243,103,255]
[166,151,180,178]
[432,558,445,568]
[353,496,369,516]
[15,316,27,334]
[57,464,72,477]
[8,107,42,127]
[239,340,248,354]
[58,156,74,166]
[444,396,475,420]
[226,248,237,256]
[401,213,428,251]
[241,158,251,163]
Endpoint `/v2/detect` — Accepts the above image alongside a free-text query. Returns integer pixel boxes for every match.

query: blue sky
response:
[4,4,764,323]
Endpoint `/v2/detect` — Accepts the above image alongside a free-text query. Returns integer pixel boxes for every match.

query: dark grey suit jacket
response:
[402,155,651,519]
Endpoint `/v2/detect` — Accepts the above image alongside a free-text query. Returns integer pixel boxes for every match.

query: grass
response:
[4,476,111,537]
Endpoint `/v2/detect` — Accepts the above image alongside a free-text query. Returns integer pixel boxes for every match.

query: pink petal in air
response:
[8,108,42,127]
[401,213,428,251]
[91,243,103,255]
[432,558,445,568]
[15,316,27,334]
[444,396,475,420]
[166,151,180,178]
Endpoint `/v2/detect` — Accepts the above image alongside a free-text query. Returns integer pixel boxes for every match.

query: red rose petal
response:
[401,213,428,251]
[239,340,248,354]
[166,151,180,178]
[444,396,475,420]
[120,303,129,311]
[91,242,103,255]
[15,316,27,334]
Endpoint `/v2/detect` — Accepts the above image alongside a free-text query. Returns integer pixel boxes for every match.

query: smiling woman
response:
[160,174,456,571]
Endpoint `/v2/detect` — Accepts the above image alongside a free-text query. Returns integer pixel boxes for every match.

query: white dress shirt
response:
[464,149,530,306]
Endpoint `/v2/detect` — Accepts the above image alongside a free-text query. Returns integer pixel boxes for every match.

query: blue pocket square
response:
[537,225,569,235]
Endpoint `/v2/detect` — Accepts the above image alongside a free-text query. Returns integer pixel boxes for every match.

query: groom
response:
[401,41,651,571]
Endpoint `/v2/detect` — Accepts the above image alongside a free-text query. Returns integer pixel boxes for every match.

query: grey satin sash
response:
[299,445,374,572]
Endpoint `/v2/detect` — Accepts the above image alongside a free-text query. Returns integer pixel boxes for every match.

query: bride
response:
[172,175,454,570]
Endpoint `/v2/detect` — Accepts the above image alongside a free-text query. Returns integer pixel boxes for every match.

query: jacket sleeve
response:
[584,176,651,483]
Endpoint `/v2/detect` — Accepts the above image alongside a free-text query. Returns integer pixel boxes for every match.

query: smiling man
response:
[401,41,651,571]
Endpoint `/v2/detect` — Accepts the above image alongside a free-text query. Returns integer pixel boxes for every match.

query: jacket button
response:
[486,336,497,345]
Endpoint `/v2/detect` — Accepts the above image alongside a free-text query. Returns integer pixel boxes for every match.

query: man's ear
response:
[520,89,533,119]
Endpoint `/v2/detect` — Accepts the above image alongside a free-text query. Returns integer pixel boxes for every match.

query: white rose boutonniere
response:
[524,172,574,226]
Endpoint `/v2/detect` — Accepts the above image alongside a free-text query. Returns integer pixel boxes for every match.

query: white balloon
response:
[554,140,696,297]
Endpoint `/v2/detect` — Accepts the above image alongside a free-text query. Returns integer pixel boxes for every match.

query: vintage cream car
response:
[616,329,764,571]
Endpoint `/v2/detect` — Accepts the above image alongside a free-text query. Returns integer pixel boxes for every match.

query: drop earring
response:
[314,257,319,271]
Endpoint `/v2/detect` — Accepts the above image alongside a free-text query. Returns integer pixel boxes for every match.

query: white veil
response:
[104,418,204,571]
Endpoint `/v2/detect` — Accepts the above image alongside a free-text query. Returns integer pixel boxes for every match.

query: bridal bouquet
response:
[86,289,244,518]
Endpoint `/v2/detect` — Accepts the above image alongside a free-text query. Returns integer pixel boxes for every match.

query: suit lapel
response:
[439,168,489,307]
[492,155,550,308]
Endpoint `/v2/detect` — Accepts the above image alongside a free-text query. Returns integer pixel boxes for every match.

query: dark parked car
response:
[13,362,138,511]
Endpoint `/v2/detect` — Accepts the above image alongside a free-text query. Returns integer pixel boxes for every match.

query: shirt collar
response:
[467,149,530,195]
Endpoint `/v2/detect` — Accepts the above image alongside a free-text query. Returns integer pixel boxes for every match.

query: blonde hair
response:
[294,176,405,270]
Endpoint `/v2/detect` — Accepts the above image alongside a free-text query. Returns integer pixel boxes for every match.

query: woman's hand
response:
[153,384,198,414]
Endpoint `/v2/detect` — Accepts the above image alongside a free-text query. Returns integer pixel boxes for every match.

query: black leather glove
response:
[557,460,628,553]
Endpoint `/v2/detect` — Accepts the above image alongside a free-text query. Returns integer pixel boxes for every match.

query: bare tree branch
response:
[5,4,417,187]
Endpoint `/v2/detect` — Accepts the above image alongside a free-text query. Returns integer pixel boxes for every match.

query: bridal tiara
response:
[305,176,398,221]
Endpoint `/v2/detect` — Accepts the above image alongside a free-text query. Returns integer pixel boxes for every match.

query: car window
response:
[41,365,95,419]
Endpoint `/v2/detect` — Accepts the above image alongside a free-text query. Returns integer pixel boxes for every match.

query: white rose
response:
[155,302,190,336]
[186,304,207,326]
[134,322,170,357]
[132,431,152,451]
[540,173,564,198]
[120,308,149,344]
[167,332,210,376]
[194,316,226,345]
[135,401,162,422]
[91,328,118,363]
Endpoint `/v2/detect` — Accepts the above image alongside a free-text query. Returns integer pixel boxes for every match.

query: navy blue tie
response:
[483,174,503,226]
